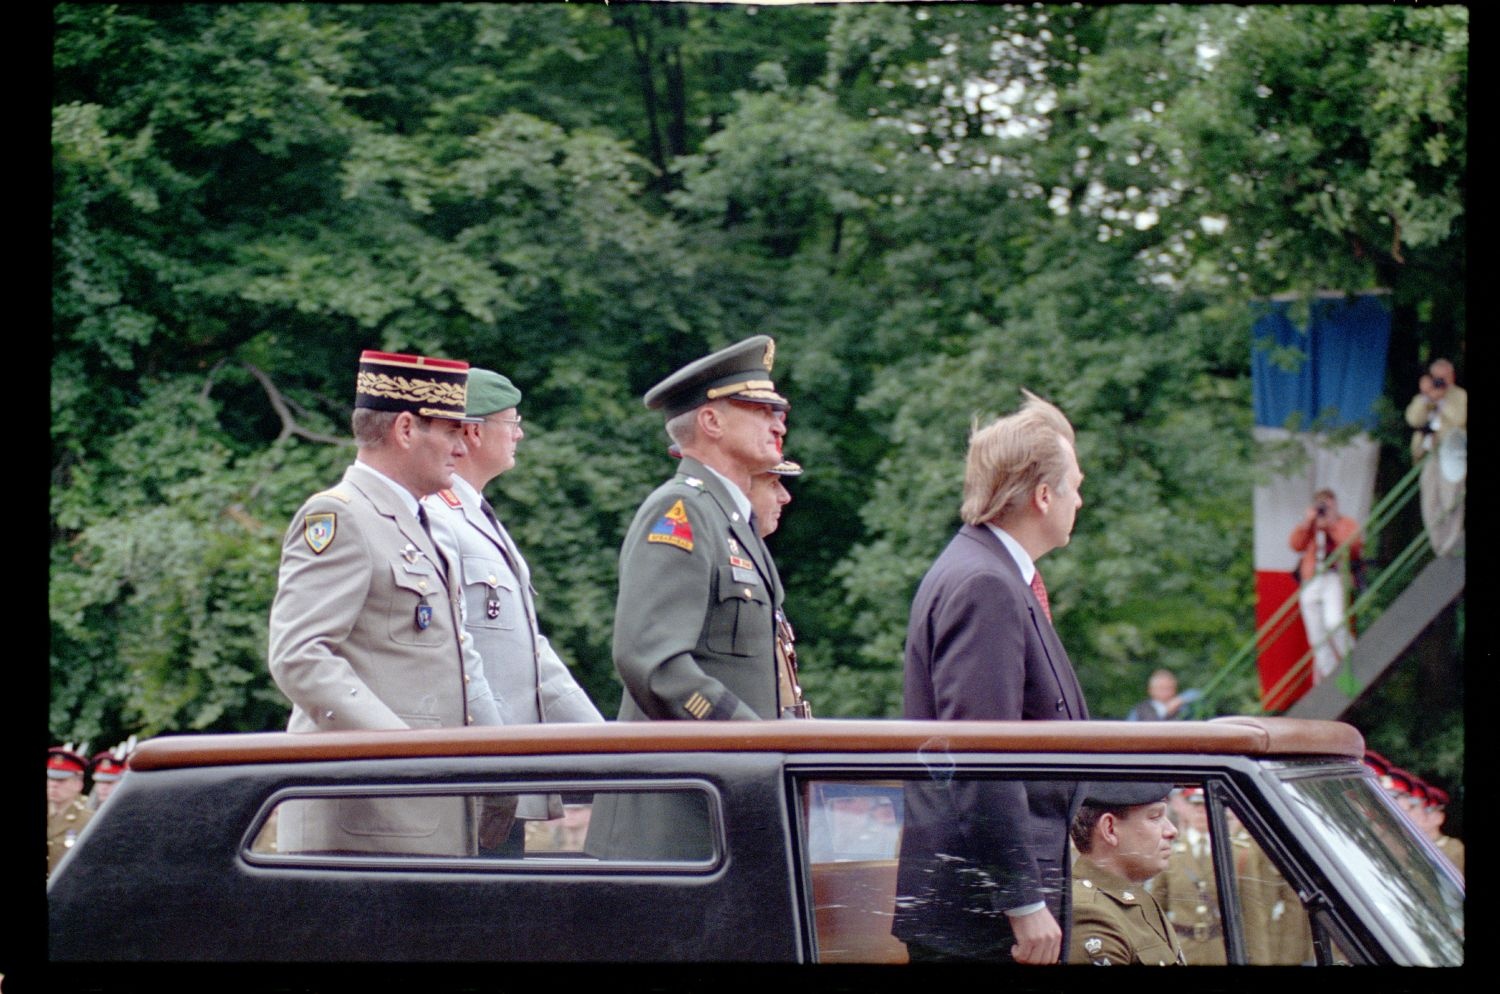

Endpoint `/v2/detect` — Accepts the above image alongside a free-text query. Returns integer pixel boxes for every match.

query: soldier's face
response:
[717,400,786,475]
[48,775,82,806]
[408,415,468,495]
[749,473,791,537]
[479,408,523,477]
[1112,801,1177,882]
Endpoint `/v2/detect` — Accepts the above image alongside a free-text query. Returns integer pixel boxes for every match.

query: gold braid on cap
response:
[705,379,776,400]
[357,372,467,408]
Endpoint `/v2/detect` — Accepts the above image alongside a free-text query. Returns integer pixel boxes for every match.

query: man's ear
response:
[390,411,418,450]
[1033,480,1051,516]
[697,403,724,441]
[1097,811,1119,848]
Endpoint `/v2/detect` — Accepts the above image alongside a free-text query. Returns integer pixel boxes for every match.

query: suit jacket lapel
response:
[963,524,1085,719]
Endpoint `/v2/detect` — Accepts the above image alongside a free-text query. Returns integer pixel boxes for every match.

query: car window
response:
[1278,771,1464,966]
[1221,799,1315,965]
[246,784,718,869]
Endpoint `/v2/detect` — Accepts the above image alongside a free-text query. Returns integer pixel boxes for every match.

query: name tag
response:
[732,567,760,585]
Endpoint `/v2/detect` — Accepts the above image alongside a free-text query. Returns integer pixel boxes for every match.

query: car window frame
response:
[239,777,727,875]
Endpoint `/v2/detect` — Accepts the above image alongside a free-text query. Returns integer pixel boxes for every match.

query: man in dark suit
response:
[893,389,1090,964]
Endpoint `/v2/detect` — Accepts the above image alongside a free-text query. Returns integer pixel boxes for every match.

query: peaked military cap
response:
[466,367,523,417]
[644,335,789,419]
[48,746,88,780]
[90,751,128,782]
[1081,781,1175,808]
[670,441,802,477]
[355,350,481,422]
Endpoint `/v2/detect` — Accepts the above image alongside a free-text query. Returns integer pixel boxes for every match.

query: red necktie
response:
[1030,568,1052,624]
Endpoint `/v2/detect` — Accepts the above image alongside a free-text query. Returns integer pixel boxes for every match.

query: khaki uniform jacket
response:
[1070,856,1184,966]
[48,797,93,878]
[1435,834,1465,876]
[1152,832,1225,964]
[425,477,603,820]
[268,462,475,855]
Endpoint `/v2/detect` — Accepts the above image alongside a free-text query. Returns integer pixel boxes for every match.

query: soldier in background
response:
[1422,785,1464,878]
[1153,788,1225,964]
[48,745,94,877]
[748,449,811,718]
[87,737,136,811]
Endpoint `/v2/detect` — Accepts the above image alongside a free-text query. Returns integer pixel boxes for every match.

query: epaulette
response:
[310,487,352,504]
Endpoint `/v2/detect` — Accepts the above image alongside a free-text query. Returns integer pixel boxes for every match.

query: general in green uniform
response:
[1067,782,1185,967]
[588,336,789,860]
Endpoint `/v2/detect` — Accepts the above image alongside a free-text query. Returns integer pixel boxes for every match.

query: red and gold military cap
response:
[355,350,482,422]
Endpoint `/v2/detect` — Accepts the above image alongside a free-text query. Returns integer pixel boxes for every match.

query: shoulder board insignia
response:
[647,498,695,552]
[304,512,337,554]
[436,488,463,509]
[682,477,704,489]
[311,487,352,504]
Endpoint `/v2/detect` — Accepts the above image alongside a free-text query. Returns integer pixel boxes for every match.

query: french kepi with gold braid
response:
[355,350,480,422]
[643,335,789,419]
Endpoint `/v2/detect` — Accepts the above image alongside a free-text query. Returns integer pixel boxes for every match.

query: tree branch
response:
[243,362,350,447]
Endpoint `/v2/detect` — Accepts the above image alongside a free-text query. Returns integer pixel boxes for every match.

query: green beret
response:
[644,335,789,420]
[466,368,523,416]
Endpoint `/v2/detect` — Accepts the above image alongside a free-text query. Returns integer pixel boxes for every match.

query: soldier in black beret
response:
[1068,782,1185,966]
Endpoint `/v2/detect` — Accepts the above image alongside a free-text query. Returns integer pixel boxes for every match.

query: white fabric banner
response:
[1252,426,1379,572]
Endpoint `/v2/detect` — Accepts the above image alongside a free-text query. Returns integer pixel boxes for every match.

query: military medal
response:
[486,596,501,619]
[403,543,420,564]
[415,601,433,630]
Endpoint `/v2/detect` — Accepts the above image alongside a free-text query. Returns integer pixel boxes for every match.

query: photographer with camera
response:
[1288,489,1362,684]
[1405,358,1467,555]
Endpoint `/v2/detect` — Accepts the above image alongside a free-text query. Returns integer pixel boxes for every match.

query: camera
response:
[1431,376,1447,389]
[1315,501,1329,517]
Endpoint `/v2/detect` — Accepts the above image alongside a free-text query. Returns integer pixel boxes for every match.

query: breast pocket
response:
[460,555,518,631]
[704,564,772,657]
[388,559,446,646]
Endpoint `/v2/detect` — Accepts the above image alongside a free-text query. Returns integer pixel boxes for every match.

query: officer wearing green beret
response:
[48,745,94,878]
[587,336,789,860]
[1068,782,1185,966]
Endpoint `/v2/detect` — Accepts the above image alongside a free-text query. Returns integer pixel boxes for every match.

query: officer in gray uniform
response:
[423,368,603,844]
[587,336,789,860]
[268,350,496,857]
[1068,781,1185,967]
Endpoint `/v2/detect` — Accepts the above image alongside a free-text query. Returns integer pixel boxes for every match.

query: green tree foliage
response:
[53,1,1462,793]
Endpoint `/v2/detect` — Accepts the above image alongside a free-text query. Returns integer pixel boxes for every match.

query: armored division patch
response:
[647,499,695,551]
[304,513,337,554]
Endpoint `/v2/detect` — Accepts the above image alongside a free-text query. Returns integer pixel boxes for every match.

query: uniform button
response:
[1122,891,1135,902]
[349,688,357,696]
[323,709,335,720]
[464,674,470,684]
[1055,698,1065,711]
[418,580,428,591]
[466,716,474,725]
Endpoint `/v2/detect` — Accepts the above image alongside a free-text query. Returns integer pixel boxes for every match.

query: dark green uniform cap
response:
[466,368,523,417]
[645,335,789,419]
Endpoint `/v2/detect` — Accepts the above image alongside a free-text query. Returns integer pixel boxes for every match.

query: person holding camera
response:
[1405,358,1467,555]
[1288,488,1362,683]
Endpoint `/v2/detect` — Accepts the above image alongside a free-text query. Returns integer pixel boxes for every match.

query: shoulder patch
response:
[436,488,463,509]
[303,512,337,554]
[310,487,352,504]
[647,498,695,551]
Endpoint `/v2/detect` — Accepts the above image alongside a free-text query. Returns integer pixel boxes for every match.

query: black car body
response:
[47,717,1463,965]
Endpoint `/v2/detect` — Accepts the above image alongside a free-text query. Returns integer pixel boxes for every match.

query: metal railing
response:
[1198,455,1431,713]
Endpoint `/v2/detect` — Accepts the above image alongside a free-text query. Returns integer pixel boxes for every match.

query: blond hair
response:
[959,389,1076,527]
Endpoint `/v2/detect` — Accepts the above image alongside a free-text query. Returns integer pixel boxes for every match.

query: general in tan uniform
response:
[1068,781,1185,966]
[48,746,94,878]
[268,350,494,857]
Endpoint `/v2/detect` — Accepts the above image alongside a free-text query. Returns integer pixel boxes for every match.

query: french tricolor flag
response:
[1251,293,1391,710]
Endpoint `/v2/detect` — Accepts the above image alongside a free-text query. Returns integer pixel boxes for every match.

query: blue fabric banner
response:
[1251,294,1393,431]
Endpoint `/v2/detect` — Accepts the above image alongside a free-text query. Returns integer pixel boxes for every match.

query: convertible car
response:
[47,717,1462,965]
